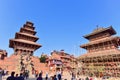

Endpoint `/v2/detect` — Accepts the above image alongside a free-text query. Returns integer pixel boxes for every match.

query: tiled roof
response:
[60,55,71,59]
[81,36,120,48]
[16,32,38,38]
[78,49,120,58]
[84,26,116,39]
[49,54,61,60]
[10,39,41,46]
[24,27,34,31]
[20,27,36,32]
[0,49,3,52]
[26,21,34,26]
[65,64,73,68]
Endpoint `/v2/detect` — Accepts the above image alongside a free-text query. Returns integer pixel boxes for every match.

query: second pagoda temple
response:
[78,26,120,77]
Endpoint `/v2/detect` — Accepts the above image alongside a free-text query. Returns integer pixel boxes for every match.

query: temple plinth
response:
[78,26,120,77]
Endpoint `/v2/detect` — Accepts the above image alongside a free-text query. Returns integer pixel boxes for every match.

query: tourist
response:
[15,74,18,80]
[7,71,16,80]
[35,70,39,77]
[58,73,62,80]
[17,73,24,80]
[45,72,48,80]
[79,78,81,80]
[15,74,18,77]
[40,70,43,75]
[89,77,93,80]
[85,77,89,80]
[72,72,74,78]
[77,72,79,78]
[36,73,43,80]
[0,70,2,80]
[24,70,29,79]
[4,69,7,75]
[53,75,57,80]
[71,72,76,80]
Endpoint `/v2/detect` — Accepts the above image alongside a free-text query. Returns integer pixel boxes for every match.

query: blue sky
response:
[0,0,120,57]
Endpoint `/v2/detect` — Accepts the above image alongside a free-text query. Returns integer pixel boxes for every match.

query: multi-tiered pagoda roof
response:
[80,26,120,56]
[78,26,120,77]
[9,21,41,55]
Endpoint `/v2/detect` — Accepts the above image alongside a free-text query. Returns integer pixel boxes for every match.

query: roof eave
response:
[83,26,116,39]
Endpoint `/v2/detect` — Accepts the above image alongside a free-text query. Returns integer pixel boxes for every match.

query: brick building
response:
[46,50,76,73]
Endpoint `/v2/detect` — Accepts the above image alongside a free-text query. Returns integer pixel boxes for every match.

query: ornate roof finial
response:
[96,25,99,30]
[93,25,104,32]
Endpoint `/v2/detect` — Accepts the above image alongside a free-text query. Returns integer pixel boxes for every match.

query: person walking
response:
[85,77,89,80]
[53,75,57,80]
[36,73,43,80]
[45,72,48,80]
[58,73,61,80]
[17,73,24,80]
[0,69,2,80]
[15,74,19,80]
[7,71,16,80]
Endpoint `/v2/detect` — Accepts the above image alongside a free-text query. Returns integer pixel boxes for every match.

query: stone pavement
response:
[3,72,120,80]
[2,73,72,80]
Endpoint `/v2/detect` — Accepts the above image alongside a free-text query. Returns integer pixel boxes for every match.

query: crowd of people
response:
[36,70,62,80]
[0,68,8,80]
[4,70,62,80]
[0,69,112,80]
[7,72,24,80]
